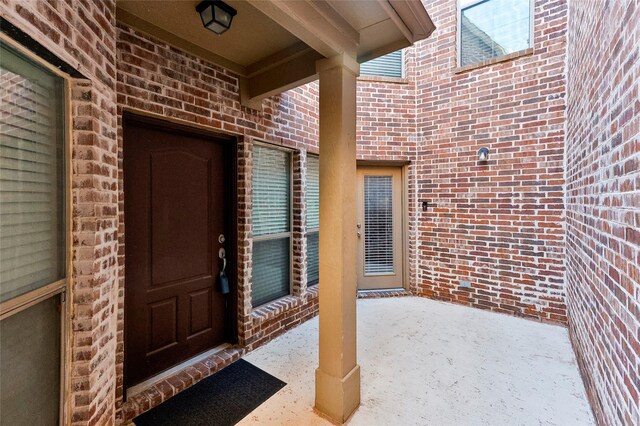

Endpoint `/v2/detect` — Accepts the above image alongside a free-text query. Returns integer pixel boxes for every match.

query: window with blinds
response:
[0,40,65,426]
[364,175,394,275]
[360,50,403,78]
[252,144,291,306]
[306,155,319,286]
[0,42,65,303]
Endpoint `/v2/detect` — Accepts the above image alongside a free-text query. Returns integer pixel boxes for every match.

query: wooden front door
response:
[124,118,230,388]
[357,166,404,290]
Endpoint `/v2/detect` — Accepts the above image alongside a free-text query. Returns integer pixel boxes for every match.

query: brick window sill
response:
[455,48,534,74]
[251,286,319,325]
[357,75,410,84]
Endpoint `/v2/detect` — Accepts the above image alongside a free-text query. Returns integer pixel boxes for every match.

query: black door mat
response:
[133,359,286,426]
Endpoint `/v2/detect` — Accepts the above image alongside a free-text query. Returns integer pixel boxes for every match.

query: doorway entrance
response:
[356,166,404,290]
[123,116,234,388]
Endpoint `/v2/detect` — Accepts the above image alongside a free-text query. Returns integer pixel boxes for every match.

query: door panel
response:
[357,167,403,290]
[124,120,228,388]
[150,150,211,285]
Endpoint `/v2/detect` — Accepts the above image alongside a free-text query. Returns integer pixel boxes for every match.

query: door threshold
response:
[126,343,231,397]
[357,288,412,299]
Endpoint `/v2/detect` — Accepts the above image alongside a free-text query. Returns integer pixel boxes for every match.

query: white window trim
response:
[456,0,535,68]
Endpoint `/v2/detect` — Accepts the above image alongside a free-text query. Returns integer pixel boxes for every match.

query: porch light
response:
[197,0,237,35]
[478,147,489,162]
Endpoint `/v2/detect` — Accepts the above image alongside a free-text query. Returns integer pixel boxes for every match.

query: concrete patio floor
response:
[239,297,594,426]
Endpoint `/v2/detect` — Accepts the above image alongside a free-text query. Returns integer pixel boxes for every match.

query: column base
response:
[315,364,361,423]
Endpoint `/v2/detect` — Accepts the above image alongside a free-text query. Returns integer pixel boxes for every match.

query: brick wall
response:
[414,0,568,323]
[357,48,419,291]
[11,1,635,424]
[0,1,119,424]
[115,24,321,420]
[114,23,421,420]
[565,0,640,424]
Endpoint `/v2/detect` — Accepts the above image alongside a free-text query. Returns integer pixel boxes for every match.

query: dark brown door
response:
[124,119,228,388]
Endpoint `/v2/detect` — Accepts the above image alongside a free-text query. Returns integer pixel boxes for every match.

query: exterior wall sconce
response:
[478,147,489,162]
[197,0,237,35]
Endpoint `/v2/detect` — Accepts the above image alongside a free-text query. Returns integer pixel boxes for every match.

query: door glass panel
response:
[0,42,65,303]
[364,175,394,275]
[0,295,61,425]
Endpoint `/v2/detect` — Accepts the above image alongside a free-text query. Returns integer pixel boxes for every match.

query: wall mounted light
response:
[197,0,237,35]
[478,147,489,162]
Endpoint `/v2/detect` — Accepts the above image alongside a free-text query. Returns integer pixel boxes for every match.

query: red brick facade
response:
[114,24,420,420]
[0,0,119,424]
[1,0,638,425]
[565,0,640,424]
[414,0,568,323]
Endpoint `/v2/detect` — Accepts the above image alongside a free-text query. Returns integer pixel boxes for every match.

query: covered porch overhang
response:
[116,0,434,107]
[116,0,435,422]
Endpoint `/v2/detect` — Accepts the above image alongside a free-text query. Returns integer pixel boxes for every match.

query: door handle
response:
[217,247,229,294]
[218,248,226,273]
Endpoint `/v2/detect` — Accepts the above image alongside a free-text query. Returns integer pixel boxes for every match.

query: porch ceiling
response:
[115,0,435,106]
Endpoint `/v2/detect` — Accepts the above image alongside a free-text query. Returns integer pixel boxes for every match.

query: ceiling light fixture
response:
[197,0,237,35]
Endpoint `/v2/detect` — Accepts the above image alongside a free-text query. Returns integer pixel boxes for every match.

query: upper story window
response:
[459,0,532,67]
[360,49,404,78]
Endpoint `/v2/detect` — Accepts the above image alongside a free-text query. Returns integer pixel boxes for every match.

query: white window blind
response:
[0,43,65,303]
[307,232,319,286]
[306,155,319,230]
[252,144,291,306]
[306,155,319,285]
[253,145,290,236]
[364,175,394,275]
[360,50,403,78]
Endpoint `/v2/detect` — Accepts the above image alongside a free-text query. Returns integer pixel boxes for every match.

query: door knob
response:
[218,234,226,244]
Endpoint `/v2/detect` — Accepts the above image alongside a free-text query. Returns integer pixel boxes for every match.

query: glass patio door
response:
[356,167,404,290]
[0,40,67,425]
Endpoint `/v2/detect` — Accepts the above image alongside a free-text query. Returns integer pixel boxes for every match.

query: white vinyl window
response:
[458,0,533,67]
[252,144,291,306]
[0,39,67,425]
[306,155,319,286]
[360,50,404,78]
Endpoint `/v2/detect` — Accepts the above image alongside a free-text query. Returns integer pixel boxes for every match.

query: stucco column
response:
[314,53,360,423]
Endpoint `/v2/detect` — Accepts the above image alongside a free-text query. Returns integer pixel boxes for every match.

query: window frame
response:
[0,31,72,425]
[306,153,319,286]
[457,0,535,69]
[251,141,294,307]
